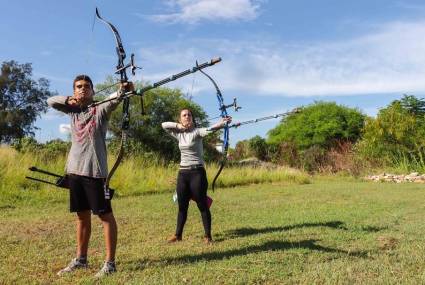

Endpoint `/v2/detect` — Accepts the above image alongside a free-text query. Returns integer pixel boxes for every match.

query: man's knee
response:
[76,210,91,222]
[98,212,116,223]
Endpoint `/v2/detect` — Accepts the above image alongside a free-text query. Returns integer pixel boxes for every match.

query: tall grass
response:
[0,147,310,208]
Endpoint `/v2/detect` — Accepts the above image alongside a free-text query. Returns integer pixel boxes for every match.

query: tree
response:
[398,94,425,116]
[267,101,365,150]
[248,135,268,161]
[95,80,219,162]
[266,102,365,171]
[356,95,425,166]
[0,61,55,143]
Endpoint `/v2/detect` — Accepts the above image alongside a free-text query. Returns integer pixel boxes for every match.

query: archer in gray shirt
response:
[162,108,231,244]
[48,93,120,178]
[51,75,132,277]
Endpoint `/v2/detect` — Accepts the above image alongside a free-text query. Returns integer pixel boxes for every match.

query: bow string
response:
[197,61,241,191]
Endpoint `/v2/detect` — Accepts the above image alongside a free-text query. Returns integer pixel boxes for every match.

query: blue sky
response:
[2,0,425,145]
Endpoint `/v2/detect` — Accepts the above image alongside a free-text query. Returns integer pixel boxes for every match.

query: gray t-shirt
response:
[162,122,212,167]
[47,95,120,178]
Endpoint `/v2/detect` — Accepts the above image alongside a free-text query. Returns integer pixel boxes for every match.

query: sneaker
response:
[57,257,88,276]
[167,235,182,243]
[95,261,116,278]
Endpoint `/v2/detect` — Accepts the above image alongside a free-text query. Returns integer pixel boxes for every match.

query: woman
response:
[162,108,231,244]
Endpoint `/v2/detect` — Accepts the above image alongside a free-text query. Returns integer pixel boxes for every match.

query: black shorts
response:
[68,174,112,215]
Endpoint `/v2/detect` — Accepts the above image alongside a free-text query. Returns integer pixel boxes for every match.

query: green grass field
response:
[2,177,425,284]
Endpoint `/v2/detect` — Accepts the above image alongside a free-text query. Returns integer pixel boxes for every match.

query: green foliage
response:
[268,101,365,150]
[0,60,56,143]
[0,146,309,207]
[95,79,220,162]
[232,140,250,160]
[12,137,70,161]
[399,94,425,116]
[356,95,425,170]
[11,136,40,152]
[248,135,268,161]
[266,102,365,171]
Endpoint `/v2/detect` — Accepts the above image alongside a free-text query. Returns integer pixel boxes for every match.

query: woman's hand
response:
[210,116,232,130]
[220,116,232,127]
[176,123,186,130]
[177,122,193,131]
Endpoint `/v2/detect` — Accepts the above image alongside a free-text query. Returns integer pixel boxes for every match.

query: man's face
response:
[73,79,93,101]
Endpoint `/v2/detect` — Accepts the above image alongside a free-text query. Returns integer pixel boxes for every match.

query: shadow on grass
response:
[217,221,348,241]
[127,239,368,271]
[358,225,388,232]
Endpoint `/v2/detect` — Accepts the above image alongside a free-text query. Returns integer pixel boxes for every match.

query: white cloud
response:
[59,124,71,134]
[249,20,425,96]
[134,20,425,97]
[150,0,261,24]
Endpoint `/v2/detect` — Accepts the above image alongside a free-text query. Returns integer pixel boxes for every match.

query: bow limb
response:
[95,7,130,199]
[197,62,229,191]
[95,8,127,81]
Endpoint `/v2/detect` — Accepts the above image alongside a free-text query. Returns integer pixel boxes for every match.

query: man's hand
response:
[119,82,135,97]
[67,96,87,107]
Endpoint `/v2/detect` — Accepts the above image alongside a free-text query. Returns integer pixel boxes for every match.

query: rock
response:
[365,172,425,183]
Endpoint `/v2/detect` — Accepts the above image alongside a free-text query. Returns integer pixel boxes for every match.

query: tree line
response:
[3,60,425,172]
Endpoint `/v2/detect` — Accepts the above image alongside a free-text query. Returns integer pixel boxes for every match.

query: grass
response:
[0,147,310,208]
[2,177,425,284]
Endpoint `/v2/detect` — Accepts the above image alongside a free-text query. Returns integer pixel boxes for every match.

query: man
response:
[47,75,133,277]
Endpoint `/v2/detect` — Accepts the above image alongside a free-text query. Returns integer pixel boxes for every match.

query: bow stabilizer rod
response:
[229,109,300,129]
[89,58,222,107]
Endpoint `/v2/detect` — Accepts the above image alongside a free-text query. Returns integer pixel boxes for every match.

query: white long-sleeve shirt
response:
[161,122,212,167]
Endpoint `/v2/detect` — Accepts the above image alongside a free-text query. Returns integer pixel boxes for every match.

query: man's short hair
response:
[73,75,93,90]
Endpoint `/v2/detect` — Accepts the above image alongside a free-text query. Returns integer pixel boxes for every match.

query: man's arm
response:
[98,82,134,119]
[47,96,73,114]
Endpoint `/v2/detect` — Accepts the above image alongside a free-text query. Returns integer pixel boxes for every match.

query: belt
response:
[179,164,204,170]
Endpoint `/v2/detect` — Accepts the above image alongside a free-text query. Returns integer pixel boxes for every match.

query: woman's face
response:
[179,109,193,128]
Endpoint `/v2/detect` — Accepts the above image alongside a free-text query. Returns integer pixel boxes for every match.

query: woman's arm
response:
[208,116,232,131]
[162,122,184,139]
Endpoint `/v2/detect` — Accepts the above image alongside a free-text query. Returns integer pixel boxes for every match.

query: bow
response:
[95,8,137,199]
[228,109,299,129]
[25,166,116,198]
[197,61,241,191]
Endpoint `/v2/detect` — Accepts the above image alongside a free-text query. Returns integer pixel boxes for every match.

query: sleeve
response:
[47,96,72,114]
[97,92,121,119]
[197,127,213,138]
[162,122,179,139]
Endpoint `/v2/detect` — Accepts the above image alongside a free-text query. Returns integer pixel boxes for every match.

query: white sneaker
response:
[57,258,88,276]
[95,261,116,278]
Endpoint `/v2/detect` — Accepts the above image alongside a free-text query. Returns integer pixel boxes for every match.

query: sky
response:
[2,0,425,146]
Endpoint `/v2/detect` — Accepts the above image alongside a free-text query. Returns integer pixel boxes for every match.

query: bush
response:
[356,95,425,171]
[266,102,365,172]
[12,137,70,161]
[268,101,365,151]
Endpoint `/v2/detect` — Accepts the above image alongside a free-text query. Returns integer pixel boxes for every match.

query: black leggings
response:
[175,168,211,238]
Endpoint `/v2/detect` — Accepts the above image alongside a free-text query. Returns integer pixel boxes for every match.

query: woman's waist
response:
[179,164,205,170]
